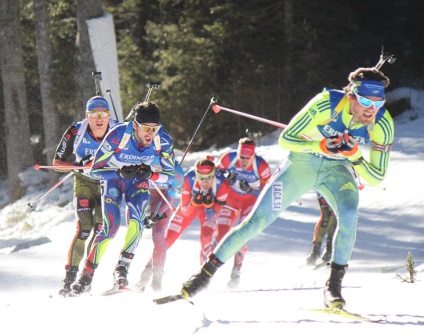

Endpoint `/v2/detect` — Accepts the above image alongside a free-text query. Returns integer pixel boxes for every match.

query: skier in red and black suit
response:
[215,137,271,288]
[163,157,229,267]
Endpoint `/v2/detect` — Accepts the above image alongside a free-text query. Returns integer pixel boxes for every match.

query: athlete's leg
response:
[214,154,316,263]
[200,215,217,264]
[164,206,198,249]
[321,208,337,262]
[316,165,359,266]
[215,206,239,243]
[87,178,123,266]
[181,153,320,298]
[316,162,359,308]
[306,193,332,264]
[151,192,173,271]
[114,181,151,286]
[66,177,97,269]
[71,178,123,294]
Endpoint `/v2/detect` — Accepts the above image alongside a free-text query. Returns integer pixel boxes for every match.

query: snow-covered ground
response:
[1,91,424,333]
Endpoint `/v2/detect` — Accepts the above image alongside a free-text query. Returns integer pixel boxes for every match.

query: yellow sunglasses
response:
[88,110,110,118]
[135,120,161,133]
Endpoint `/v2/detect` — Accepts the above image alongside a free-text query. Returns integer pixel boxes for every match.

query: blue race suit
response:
[86,121,175,269]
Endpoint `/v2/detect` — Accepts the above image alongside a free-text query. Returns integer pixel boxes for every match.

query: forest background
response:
[0,0,422,202]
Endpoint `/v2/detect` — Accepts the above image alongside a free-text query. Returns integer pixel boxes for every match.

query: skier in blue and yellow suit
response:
[178,67,394,309]
[70,101,175,295]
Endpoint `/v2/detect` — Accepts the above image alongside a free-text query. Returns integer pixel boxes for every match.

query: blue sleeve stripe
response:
[362,161,385,182]
[377,117,394,144]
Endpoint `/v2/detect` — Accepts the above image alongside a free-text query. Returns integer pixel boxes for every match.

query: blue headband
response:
[352,80,385,98]
[86,97,109,112]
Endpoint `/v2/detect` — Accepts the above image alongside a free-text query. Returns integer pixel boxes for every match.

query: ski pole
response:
[150,97,217,216]
[34,164,118,171]
[150,180,176,212]
[180,97,217,163]
[106,89,119,121]
[34,164,90,171]
[28,172,74,209]
[125,81,161,121]
[92,72,102,96]
[212,104,312,141]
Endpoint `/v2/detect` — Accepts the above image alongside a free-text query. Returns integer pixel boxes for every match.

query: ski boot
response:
[114,263,130,287]
[135,266,152,292]
[323,263,346,309]
[68,261,96,297]
[321,240,332,263]
[227,266,241,289]
[58,266,78,297]
[69,272,92,296]
[181,254,223,298]
[306,243,321,265]
[151,269,164,292]
[114,252,134,287]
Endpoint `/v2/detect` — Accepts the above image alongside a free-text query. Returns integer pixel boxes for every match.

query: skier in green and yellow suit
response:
[178,67,394,310]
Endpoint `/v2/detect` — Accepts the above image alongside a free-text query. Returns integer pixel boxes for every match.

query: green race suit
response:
[213,90,394,265]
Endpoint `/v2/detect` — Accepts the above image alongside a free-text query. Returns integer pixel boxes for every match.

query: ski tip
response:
[153,294,182,305]
[153,293,193,305]
[34,164,40,170]
[305,307,387,323]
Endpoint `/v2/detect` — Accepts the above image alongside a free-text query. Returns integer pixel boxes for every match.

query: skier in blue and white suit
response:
[70,101,176,295]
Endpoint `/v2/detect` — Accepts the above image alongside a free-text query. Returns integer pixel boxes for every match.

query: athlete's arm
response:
[89,130,121,180]
[279,92,332,154]
[53,125,77,173]
[348,111,394,186]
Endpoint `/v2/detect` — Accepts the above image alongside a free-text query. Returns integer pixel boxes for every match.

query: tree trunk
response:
[0,0,34,201]
[33,0,60,184]
[75,0,104,114]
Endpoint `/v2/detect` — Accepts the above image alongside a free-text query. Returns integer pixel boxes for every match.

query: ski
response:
[153,293,193,305]
[306,307,387,323]
[313,260,329,270]
[100,285,142,296]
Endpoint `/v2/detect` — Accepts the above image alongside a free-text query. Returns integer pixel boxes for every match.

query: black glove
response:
[190,192,203,207]
[337,133,358,157]
[135,163,153,179]
[74,155,93,173]
[117,164,153,179]
[201,193,214,208]
[319,135,343,155]
[239,179,252,193]
[227,171,237,186]
[117,165,140,178]
[143,212,167,229]
[75,154,93,166]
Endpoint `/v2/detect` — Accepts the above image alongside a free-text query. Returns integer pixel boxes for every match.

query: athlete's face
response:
[196,177,214,191]
[238,154,254,169]
[133,122,161,146]
[86,108,110,136]
[349,94,384,126]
